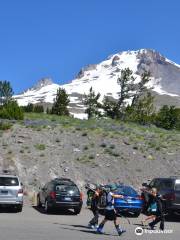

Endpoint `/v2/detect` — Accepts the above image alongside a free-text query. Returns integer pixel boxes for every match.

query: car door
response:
[40,183,48,204]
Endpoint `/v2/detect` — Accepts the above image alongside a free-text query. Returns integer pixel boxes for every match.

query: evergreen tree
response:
[126,92,155,125]
[155,105,180,130]
[83,87,101,119]
[46,107,50,114]
[34,105,44,113]
[131,71,151,106]
[102,96,119,119]
[0,81,13,105]
[22,103,34,112]
[117,68,136,109]
[51,88,70,116]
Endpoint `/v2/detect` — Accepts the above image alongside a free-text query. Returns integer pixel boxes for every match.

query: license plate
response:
[64,197,72,201]
[1,190,8,194]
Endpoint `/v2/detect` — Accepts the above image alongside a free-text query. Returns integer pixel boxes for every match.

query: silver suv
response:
[0,172,23,212]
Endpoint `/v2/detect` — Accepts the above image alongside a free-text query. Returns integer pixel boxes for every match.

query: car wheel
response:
[37,195,42,208]
[133,211,141,217]
[74,207,81,215]
[16,205,23,212]
[173,211,180,216]
[45,200,51,213]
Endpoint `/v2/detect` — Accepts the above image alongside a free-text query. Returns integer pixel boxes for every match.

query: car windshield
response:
[161,180,174,189]
[55,185,80,195]
[116,186,137,196]
[0,177,19,186]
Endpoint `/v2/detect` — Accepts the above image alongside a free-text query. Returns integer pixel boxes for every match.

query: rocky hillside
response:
[14,49,180,119]
[0,114,180,191]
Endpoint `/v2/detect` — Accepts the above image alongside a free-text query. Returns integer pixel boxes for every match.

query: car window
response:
[149,179,156,188]
[0,177,19,186]
[175,180,180,191]
[154,180,162,190]
[56,185,80,194]
[116,186,137,196]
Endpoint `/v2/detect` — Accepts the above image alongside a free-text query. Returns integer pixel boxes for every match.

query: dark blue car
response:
[114,185,144,217]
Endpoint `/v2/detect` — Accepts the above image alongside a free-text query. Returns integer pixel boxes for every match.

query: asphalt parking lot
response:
[0,201,179,240]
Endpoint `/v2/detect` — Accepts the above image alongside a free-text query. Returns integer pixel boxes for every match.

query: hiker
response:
[97,184,126,236]
[148,188,165,230]
[141,188,157,226]
[88,186,102,228]
[142,188,165,230]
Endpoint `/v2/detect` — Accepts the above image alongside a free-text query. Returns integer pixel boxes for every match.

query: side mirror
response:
[21,182,23,186]
[142,182,148,187]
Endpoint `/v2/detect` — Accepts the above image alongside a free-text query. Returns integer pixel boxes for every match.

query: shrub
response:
[100,142,107,148]
[155,105,180,130]
[89,154,95,160]
[82,132,88,137]
[83,145,89,150]
[0,100,24,120]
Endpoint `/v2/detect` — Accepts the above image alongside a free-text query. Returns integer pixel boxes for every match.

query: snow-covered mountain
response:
[14,49,180,118]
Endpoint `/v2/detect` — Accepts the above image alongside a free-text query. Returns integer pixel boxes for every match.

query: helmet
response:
[110,184,117,191]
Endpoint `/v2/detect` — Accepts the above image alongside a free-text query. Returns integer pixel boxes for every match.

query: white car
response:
[0,173,23,212]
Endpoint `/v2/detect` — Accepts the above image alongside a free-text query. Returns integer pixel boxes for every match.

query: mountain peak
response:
[29,78,54,91]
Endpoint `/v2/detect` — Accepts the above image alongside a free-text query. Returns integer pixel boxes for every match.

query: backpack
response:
[148,202,157,213]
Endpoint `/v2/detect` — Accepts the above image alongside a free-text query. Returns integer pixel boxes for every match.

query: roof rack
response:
[169,176,180,179]
[0,169,17,176]
[53,178,73,182]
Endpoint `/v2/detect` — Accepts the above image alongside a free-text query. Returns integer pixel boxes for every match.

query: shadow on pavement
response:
[59,225,118,237]
[32,206,75,215]
[0,207,21,214]
[165,214,180,223]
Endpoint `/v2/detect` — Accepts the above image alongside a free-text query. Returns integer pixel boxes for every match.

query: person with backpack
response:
[96,184,126,236]
[148,188,165,230]
[88,186,102,229]
[141,188,158,226]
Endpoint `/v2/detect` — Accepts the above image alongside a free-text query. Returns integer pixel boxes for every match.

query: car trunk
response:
[0,186,19,202]
[55,184,80,202]
[0,177,20,202]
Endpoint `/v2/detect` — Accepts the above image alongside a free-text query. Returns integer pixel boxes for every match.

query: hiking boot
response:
[118,229,126,236]
[88,223,95,229]
[96,227,103,234]
[94,224,98,229]
[148,223,155,230]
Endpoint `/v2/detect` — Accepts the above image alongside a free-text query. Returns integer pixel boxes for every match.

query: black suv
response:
[142,176,180,215]
[37,178,83,214]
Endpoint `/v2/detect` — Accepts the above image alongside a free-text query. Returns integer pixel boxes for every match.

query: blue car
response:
[114,185,144,217]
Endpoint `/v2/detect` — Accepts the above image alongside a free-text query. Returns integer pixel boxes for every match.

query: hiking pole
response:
[116,210,131,225]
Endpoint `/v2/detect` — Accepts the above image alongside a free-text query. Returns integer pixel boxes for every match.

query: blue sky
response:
[0,0,180,93]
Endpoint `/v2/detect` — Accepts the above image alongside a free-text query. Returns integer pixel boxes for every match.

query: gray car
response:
[0,174,23,212]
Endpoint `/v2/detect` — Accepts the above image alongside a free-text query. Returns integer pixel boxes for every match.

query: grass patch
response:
[104,148,120,157]
[76,155,95,164]
[0,122,12,130]
[34,144,46,150]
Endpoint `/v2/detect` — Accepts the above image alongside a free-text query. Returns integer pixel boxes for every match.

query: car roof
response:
[0,174,18,178]
[152,177,180,181]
